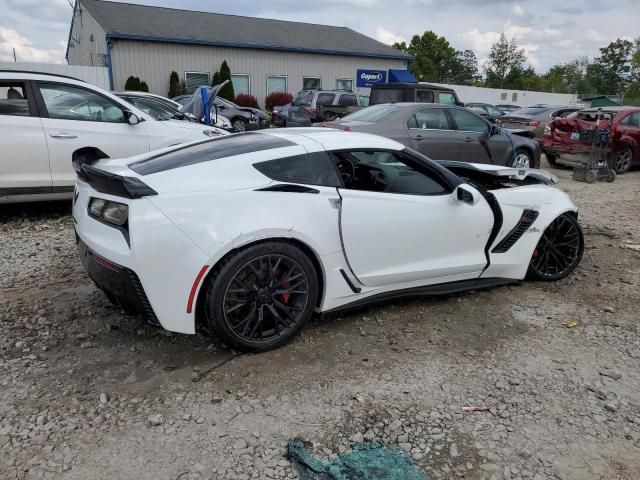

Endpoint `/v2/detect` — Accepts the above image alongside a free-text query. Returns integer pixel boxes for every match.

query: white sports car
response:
[73,129,584,352]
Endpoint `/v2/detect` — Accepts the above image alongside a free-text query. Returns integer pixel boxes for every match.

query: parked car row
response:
[0,70,228,203]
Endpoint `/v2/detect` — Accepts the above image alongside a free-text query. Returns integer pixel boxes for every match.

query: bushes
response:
[234,94,259,108]
[264,92,293,112]
[124,76,149,92]
[167,71,183,97]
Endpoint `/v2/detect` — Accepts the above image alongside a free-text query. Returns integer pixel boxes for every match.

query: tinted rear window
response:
[340,104,401,123]
[316,93,335,106]
[370,88,404,104]
[253,151,340,187]
[129,133,296,175]
[293,91,314,106]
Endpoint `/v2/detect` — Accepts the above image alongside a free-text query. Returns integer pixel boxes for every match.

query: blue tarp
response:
[388,69,418,83]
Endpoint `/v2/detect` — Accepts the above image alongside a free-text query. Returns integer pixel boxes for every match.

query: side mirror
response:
[489,124,501,136]
[125,110,140,125]
[454,185,479,205]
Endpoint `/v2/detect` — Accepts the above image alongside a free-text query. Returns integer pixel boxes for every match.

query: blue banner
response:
[356,69,387,88]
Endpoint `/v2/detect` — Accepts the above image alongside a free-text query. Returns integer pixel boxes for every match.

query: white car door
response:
[0,80,51,193]
[336,150,494,287]
[35,82,150,188]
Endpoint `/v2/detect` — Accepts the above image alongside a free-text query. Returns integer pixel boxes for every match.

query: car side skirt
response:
[322,277,517,315]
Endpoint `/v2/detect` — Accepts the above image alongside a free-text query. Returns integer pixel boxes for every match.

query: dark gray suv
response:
[272,90,368,127]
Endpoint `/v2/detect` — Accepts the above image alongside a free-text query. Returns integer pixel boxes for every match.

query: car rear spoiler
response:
[438,161,558,185]
[79,164,158,198]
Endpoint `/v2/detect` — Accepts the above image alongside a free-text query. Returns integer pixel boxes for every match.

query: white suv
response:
[0,71,227,204]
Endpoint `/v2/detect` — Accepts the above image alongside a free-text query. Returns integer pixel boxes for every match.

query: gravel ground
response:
[1,162,639,480]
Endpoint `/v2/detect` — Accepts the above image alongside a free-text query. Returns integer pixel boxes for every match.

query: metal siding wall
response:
[0,62,110,89]
[432,83,578,106]
[110,41,407,102]
[66,4,107,67]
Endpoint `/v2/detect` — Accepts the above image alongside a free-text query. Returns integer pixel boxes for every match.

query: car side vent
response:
[492,209,539,253]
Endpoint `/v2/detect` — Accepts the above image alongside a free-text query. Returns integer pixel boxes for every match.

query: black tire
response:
[527,213,584,281]
[545,153,558,166]
[232,118,247,132]
[612,147,632,174]
[606,170,616,183]
[203,241,319,353]
[512,148,533,168]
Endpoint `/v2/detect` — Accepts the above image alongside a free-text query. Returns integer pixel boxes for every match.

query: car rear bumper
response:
[78,238,161,326]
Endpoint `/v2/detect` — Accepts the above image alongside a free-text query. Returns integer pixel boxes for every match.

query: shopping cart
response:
[572,108,616,183]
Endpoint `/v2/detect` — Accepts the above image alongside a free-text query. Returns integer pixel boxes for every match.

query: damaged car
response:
[74,129,583,352]
[543,107,640,174]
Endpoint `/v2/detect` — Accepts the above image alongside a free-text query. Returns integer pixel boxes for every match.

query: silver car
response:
[315,103,542,168]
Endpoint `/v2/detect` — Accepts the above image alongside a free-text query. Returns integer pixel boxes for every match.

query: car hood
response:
[438,161,558,185]
[235,106,268,118]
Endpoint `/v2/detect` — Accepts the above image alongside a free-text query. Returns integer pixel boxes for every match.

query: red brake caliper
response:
[281,282,291,304]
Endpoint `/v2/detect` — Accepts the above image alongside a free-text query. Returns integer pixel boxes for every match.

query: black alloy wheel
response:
[204,242,318,352]
[528,213,584,281]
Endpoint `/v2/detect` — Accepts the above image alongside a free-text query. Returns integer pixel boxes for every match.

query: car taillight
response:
[89,198,128,227]
[308,108,317,114]
[528,121,541,127]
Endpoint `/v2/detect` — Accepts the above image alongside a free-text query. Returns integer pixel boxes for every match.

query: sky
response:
[0,0,638,72]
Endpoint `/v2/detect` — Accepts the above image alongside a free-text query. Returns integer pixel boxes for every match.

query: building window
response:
[231,74,251,95]
[336,78,353,91]
[185,72,210,94]
[302,77,321,90]
[267,75,287,95]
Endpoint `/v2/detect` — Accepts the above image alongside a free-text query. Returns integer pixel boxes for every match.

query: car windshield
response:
[217,98,238,109]
[293,91,314,106]
[339,104,402,123]
[511,107,553,116]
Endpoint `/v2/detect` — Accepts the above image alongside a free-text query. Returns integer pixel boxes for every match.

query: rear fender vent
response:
[492,209,539,253]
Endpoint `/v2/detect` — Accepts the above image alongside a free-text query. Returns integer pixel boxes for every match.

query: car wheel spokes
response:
[223,254,309,342]
[531,216,581,278]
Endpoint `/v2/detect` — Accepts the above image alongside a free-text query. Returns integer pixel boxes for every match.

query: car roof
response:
[0,70,89,84]
[264,127,405,151]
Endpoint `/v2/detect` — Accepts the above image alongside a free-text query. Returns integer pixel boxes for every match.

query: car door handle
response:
[463,136,474,142]
[50,133,78,139]
[412,134,424,139]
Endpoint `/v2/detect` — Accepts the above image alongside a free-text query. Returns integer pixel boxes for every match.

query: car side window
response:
[438,92,457,105]
[332,150,448,195]
[407,108,449,130]
[450,108,489,134]
[486,105,504,116]
[338,94,357,107]
[253,151,341,187]
[39,84,126,123]
[625,112,640,127]
[416,90,434,103]
[316,93,335,106]
[0,82,30,117]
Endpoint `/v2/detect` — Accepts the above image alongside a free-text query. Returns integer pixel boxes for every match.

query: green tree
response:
[124,76,140,91]
[211,71,221,87]
[588,38,634,96]
[168,71,181,97]
[394,31,466,83]
[218,60,235,101]
[124,76,149,92]
[484,33,527,89]
[451,50,481,85]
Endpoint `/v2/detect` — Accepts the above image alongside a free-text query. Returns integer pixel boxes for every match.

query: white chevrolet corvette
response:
[73,129,584,352]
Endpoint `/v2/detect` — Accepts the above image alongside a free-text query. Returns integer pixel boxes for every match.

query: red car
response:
[542,106,640,174]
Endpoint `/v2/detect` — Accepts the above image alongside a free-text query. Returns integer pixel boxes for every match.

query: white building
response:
[66,0,411,105]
